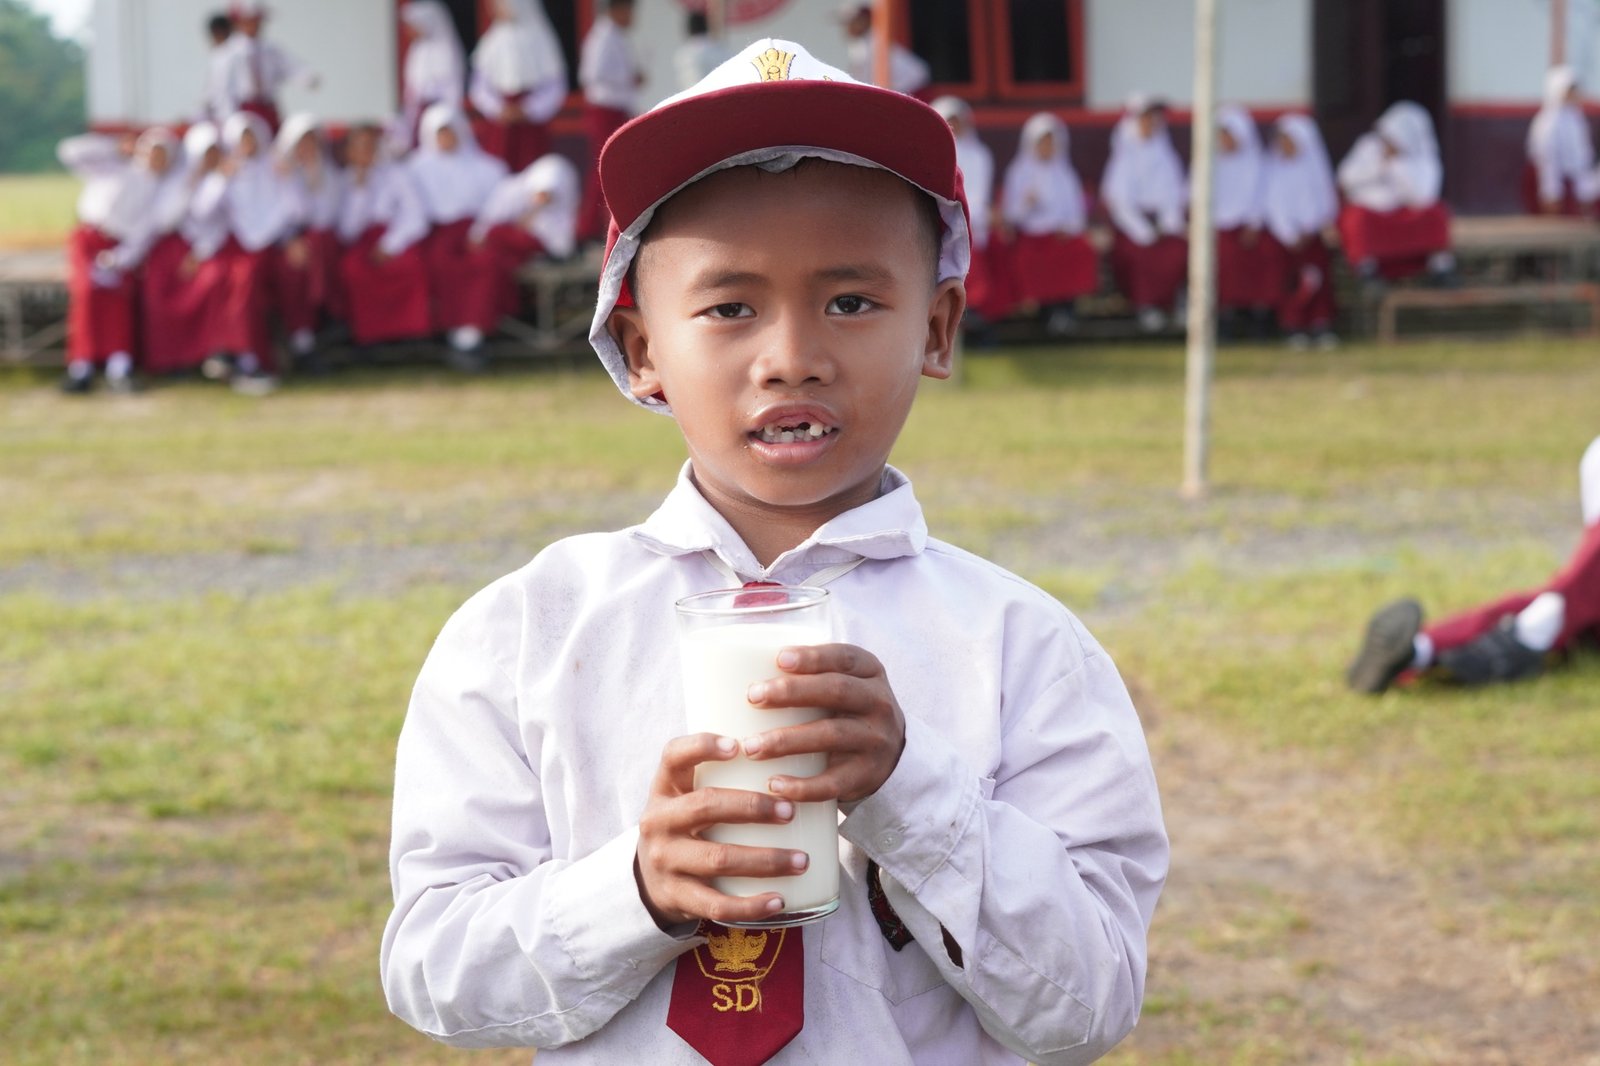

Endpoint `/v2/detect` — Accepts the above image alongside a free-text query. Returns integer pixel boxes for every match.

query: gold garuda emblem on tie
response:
[705,926,768,974]
[751,47,795,82]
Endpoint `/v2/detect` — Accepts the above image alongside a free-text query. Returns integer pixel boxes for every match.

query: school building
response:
[86,0,1600,213]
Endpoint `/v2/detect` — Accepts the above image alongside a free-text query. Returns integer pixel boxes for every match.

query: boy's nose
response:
[752,313,835,388]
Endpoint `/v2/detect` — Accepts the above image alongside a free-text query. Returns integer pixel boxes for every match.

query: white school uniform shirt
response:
[203,43,237,121]
[1000,113,1087,238]
[58,132,187,274]
[1528,66,1600,206]
[1263,114,1338,248]
[469,153,580,257]
[274,115,345,233]
[408,104,510,225]
[338,162,431,257]
[382,464,1168,1065]
[189,112,291,255]
[178,124,230,262]
[220,32,313,106]
[1100,105,1188,245]
[1337,101,1442,212]
[469,0,568,124]
[579,14,641,113]
[846,38,931,97]
[1212,105,1265,231]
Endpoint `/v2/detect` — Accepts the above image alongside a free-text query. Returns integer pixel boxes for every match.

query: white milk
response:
[679,621,840,915]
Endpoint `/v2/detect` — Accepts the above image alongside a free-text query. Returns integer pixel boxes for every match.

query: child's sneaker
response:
[1346,598,1423,694]
[1437,617,1544,686]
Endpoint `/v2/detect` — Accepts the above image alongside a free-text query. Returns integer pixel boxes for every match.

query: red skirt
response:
[579,104,631,242]
[1216,227,1286,309]
[963,239,1016,321]
[422,219,504,333]
[339,227,434,345]
[482,224,545,319]
[140,233,219,374]
[1337,202,1451,279]
[66,225,137,363]
[270,228,338,335]
[1110,230,1188,310]
[203,238,275,369]
[1276,236,1337,333]
[476,101,551,174]
[1008,232,1099,306]
[1519,161,1587,217]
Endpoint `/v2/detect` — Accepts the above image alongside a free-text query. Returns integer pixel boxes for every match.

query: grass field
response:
[2,340,1597,1063]
[0,172,79,249]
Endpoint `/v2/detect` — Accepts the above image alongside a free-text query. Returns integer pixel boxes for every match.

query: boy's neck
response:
[688,467,887,569]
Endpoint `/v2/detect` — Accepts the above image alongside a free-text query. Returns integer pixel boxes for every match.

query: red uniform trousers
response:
[66,225,138,365]
[1110,230,1188,310]
[1008,232,1100,307]
[140,233,219,374]
[338,227,434,345]
[1337,202,1451,280]
[1276,236,1338,334]
[1216,227,1286,310]
[1422,522,1600,656]
[578,104,630,242]
[422,219,505,334]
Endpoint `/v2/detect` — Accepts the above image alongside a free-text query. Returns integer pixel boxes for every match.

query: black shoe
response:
[1436,617,1544,686]
[59,373,93,395]
[1347,598,1424,694]
[445,347,489,374]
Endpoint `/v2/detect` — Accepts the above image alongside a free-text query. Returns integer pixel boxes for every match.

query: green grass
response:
[2,339,1598,1062]
[0,171,79,248]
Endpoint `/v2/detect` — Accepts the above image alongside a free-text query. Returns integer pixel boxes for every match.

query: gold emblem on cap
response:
[751,46,795,82]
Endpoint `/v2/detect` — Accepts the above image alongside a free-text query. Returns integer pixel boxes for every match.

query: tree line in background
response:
[0,0,86,172]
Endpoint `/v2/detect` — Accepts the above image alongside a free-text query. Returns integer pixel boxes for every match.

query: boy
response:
[382,39,1168,1065]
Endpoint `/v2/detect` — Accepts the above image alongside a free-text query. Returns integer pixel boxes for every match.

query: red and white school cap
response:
[589,37,971,410]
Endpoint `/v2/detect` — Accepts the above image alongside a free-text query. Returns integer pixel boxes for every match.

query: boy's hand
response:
[635,734,810,929]
[741,644,906,807]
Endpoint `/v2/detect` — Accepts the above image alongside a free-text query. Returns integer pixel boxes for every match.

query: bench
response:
[1375,282,1600,343]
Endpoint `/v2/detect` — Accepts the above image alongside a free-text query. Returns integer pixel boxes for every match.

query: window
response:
[897,0,1084,104]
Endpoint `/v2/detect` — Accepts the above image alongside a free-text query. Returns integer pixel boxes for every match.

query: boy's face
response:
[612,161,962,534]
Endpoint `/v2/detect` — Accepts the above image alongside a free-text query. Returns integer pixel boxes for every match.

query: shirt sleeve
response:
[56,134,125,178]
[468,68,504,122]
[376,170,432,257]
[1100,158,1157,245]
[521,75,568,124]
[381,596,696,1048]
[839,634,1168,1066]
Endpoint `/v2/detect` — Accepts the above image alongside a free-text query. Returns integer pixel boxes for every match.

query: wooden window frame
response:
[992,0,1085,102]
[892,0,993,99]
[893,0,1085,105]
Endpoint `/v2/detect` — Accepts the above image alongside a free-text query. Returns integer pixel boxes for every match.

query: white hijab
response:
[1102,97,1188,227]
[472,0,566,95]
[1212,105,1264,230]
[1000,112,1086,236]
[1375,101,1442,204]
[932,95,995,246]
[408,102,509,223]
[1581,433,1600,527]
[1263,113,1337,246]
[402,1,466,105]
[220,111,289,251]
[137,128,192,236]
[473,152,580,258]
[1527,66,1594,175]
[274,113,344,231]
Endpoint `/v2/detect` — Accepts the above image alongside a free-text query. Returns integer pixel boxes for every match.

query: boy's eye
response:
[828,295,873,315]
[706,303,751,319]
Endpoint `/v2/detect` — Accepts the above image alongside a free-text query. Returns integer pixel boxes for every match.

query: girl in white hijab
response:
[398,2,466,150]
[140,123,227,376]
[409,103,510,359]
[999,112,1098,333]
[56,129,181,391]
[272,114,346,362]
[931,95,1011,325]
[1211,105,1280,329]
[1263,114,1339,348]
[1525,67,1599,215]
[1336,101,1453,280]
[470,0,568,172]
[336,123,435,349]
[467,153,581,331]
[1101,96,1189,332]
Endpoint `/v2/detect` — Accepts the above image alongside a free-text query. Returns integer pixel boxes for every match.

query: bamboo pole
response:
[1182,0,1219,500]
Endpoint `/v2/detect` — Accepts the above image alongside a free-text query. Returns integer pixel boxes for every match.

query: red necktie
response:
[667,921,804,1065]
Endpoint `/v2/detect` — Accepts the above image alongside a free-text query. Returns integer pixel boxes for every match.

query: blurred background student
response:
[1102,96,1189,333]
[216,1,318,134]
[1212,105,1280,338]
[200,12,235,123]
[140,123,227,378]
[1263,114,1340,350]
[1525,66,1599,217]
[838,2,930,99]
[932,96,1010,329]
[272,115,346,367]
[336,125,433,350]
[576,0,642,243]
[1000,112,1097,336]
[673,11,731,92]
[1336,101,1454,283]
[469,0,567,172]
[470,153,581,328]
[396,1,467,153]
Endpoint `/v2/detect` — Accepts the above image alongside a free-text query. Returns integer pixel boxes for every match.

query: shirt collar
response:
[631,462,928,584]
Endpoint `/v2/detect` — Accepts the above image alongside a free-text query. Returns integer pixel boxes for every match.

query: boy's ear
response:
[921,279,966,381]
[609,307,661,400]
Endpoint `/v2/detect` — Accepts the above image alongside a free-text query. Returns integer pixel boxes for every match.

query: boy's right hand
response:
[635,733,808,930]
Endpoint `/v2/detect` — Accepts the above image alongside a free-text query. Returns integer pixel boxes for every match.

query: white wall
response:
[1085,0,1312,109]
[87,0,397,125]
[630,0,845,105]
[1449,0,1550,101]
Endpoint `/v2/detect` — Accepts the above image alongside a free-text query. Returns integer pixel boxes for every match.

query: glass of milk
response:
[675,585,840,928]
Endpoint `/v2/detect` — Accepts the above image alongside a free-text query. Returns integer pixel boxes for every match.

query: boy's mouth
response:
[755,420,835,445]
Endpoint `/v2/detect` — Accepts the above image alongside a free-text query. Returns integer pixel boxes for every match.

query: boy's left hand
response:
[740,644,905,807]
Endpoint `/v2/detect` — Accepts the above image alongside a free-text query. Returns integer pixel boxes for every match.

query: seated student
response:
[577,0,644,243]
[931,95,1011,328]
[396,1,466,152]
[381,37,1167,1065]
[1263,114,1341,350]
[1212,105,1282,337]
[1336,101,1454,282]
[1524,66,1600,217]
[409,104,511,367]
[56,131,164,393]
[140,123,226,377]
[469,0,567,172]
[999,112,1098,336]
[1349,434,1600,694]
[1102,96,1189,333]
[468,153,580,325]
[336,124,434,349]
[189,111,289,392]
[272,114,346,366]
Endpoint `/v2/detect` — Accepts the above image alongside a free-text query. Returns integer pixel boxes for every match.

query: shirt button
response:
[878,830,901,851]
